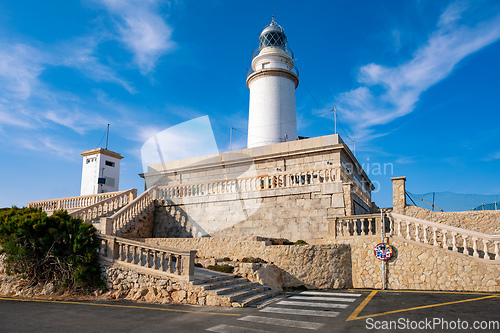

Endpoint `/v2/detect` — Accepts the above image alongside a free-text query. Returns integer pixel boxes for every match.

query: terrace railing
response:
[98,235,196,281]
[329,212,500,262]
[27,190,128,213]
[157,167,339,200]
[70,189,137,224]
[100,186,157,235]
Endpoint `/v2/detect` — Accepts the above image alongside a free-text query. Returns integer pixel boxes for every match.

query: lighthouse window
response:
[262,62,270,69]
[105,160,115,167]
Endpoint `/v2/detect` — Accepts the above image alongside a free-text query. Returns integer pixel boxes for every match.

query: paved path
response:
[1,290,499,332]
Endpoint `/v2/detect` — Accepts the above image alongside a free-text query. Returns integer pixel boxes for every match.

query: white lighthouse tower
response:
[246,19,299,148]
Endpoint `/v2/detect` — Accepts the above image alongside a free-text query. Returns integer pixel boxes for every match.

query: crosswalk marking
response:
[238,315,325,330]
[259,307,340,317]
[289,296,357,302]
[206,324,272,332]
[300,291,362,297]
[277,300,349,309]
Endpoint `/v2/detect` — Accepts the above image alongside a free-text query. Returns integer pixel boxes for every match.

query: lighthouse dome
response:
[259,19,287,51]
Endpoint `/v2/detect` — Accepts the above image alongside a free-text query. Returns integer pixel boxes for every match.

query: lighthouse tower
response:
[246,19,299,148]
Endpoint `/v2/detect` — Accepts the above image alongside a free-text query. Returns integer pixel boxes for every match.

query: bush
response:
[206,264,234,274]
[294,240,308,245]
[0,207,103,290]
[241,257,267,264]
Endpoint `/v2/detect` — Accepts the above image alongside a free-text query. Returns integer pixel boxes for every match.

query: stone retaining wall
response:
[144,237,352,289]
[153,185,348,243]
[102,264,224,306]
[335,236,500,292]
[404,206,500,234]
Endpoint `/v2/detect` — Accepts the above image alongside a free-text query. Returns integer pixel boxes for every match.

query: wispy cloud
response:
[94,0,175,74]
[327,2,500,142]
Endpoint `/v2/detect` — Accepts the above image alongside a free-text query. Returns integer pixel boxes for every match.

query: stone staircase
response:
[191,273,280,307]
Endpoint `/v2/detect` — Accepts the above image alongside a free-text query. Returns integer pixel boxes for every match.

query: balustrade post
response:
[441,230,447,249]
[463,235,469,256]
[133,246,138,264]
[415,223,420,242]
[176,255,182,275]
[432,227,438,246]
[482,240,489,260]
[182,251,196,276]
[111,237,119,260]
[452,232,458,252]
[153,251,158,269]
[472,237,479,258]
[169,254,175,273]
[494,241,500,260]
[423,226,428,244]
[126,245,132,263]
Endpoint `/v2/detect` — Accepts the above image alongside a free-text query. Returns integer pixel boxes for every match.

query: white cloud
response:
[330,2,500,142]
[95,0,175,74]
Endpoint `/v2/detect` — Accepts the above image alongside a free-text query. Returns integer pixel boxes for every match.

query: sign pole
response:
[381,210,385,290]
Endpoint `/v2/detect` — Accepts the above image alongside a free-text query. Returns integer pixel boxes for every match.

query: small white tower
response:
[246,19,299,148]
[80,148,123,195]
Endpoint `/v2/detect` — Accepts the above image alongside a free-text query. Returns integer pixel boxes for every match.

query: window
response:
[105,160,115,167]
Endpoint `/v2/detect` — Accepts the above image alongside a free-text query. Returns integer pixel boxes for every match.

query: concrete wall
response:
[144,237,352,290]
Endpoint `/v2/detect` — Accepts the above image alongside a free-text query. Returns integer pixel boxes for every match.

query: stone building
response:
[140,20,375,242]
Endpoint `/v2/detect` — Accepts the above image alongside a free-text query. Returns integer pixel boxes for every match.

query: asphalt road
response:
[0,290,499,332]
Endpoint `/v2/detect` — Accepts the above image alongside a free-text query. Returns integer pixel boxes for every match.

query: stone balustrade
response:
[331,212,500,261]
[70,189,137,224]
[332,213,387,238]
[101,186,157,235]
[98,235,196,281]
[27,191,127,213]
[157,167,339,200]
[389,212,500,261]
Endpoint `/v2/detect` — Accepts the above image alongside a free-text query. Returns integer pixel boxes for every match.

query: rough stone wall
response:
[403,206,500,234]
[102,264,224,306]
[144,237,352,289]
[335,236,500,292]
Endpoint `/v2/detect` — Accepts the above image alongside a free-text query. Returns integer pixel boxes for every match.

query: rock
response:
[42,283,55,296]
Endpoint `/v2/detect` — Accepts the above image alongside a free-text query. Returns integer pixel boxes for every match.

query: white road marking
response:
[206,324,271,332]
[300,291,362,297]
[238,315,324,330]
[277,300,349,309]
[289,296,357,302]
[259,307,340,317]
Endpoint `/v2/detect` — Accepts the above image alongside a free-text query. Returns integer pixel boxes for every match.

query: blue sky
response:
[0,0,499,209]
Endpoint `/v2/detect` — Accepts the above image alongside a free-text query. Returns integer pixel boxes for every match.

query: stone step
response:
[191,274,236,286]
[197,278,248,291]
[232,289,281,308]
[210,282,261,296]
[223,285,267,303]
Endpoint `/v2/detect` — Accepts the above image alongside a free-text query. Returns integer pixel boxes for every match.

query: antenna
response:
[333,106,337,135]
[105,124,110,150]
[229,126,233,151]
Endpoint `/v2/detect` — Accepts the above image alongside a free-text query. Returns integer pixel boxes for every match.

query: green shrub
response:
[0,207,103,289]
[222,257,231,262]
[241,257,267,264]
[206,264,234,274]
[294,240,308,245]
